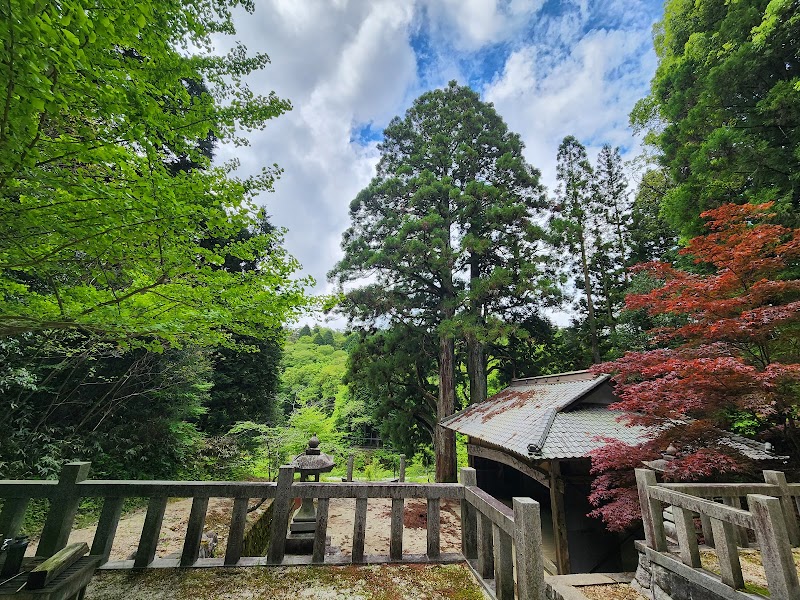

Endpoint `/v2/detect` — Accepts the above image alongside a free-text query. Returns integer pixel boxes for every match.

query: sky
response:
[214,0,664,325]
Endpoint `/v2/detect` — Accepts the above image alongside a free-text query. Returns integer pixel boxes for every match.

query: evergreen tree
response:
[331,82,544,481]
[549,136,600,363]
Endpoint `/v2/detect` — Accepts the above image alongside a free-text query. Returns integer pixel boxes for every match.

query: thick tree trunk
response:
[466,334,487,405]
[435,332,457,483]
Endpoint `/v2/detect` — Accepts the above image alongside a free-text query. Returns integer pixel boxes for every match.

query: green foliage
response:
[633,0,800,236]
[0,0,310,348]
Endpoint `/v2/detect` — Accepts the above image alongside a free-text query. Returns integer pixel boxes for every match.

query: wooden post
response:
[267,465,295,565]
[134,496,168,568]
[699,513,715,548]
[460,467,478,559]
[476,512,494,578]
[390,497,404,559]
[181,497,209,566]
[549,460,570,574]
[225,497,248,565]
[313,497,330,564]
[635,469,667,552]
[493,524,514,600]
[398,454,406,482]
[721,496,749,547]
[0,498,30,541]
[748,494,800,600]
[352,497,368,563]
[673,506,701,567]
[514,497,544,600]
[90,497,124,564]
[709,518,744,589]
[426,498,440,559]
[346,454,354,482]
[37,462,91,557]
[763,470,800,547]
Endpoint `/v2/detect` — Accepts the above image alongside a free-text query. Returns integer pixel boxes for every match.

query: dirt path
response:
[31,494,462,561]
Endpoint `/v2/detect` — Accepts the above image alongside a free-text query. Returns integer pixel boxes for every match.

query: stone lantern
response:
[286,435,335,553]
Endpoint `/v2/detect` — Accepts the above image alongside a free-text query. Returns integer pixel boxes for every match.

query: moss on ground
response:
[87,563,486,599]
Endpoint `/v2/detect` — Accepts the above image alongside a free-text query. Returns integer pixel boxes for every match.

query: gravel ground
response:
[86,564,487,599]
[581,583,647,600]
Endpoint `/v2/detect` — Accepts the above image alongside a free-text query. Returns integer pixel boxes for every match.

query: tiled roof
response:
[439,370,643,459]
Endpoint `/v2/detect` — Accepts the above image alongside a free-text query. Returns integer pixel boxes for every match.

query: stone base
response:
[290,520,317,534]
[285,534,331,555]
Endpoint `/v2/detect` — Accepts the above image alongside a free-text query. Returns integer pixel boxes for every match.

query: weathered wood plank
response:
[426,498,440,559]
[390,498,404,560]
[313,497,330,564]
[648,486,754,529]
[460,468,478,560]
[398,455,406,482]
[748,494,800,600]
[464,486,514,537]
[720,496,749,547]
[346,455,354,482]
[763,471,800,547]
[514,497,544,600]
[672,506,701,567]
[636,469,667,552]
[134,496,168,568]
[550,460,570,574]
[292,482,464,500]
[0,481,58,499]
[91,496,124,564]
[225,497,248,566]
[181,497,209,567]
[266,465,295,565]
[709,517,744,589]
[699,513,714,548]
[37,462,91,558]
[493,524,514,600]
[0,497,30,541]
[476,512,494,579]
[659,483,779,497]
[468,443,550,488]
[27,542,88,589]
[352,497,368,564]
[77,481,277,498]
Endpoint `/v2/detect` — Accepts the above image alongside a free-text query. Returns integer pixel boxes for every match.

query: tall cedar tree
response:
[632,0,800,236]
[550,136,601,363]
[590,145,631,343]
[589,202,800,532]
[331,82,543,481]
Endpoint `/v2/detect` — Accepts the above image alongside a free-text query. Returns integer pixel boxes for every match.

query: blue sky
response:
[214,0,664,323]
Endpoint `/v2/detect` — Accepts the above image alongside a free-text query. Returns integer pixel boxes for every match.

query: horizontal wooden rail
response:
[1,462,546,599]
[636,468,800,600]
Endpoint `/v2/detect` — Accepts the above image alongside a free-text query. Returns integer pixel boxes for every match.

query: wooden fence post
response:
[37,462,91,557]
[476,512,494,578]
[460,467,478,560]
[346,454,354,482]
[748,494,800,600]
[635,469,667,551]
[390,497,404,559]
[267,465,295,565]
[0,498,30,542]
[514,497,544,600]
[763,470,800,547]
[224,497,249,565]
[398,455,406,482]
[90,497,124,565]
[493,524,514,600]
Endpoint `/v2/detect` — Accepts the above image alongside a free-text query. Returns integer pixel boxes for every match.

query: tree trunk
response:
[435,331,457,483]
[466,333,487,405]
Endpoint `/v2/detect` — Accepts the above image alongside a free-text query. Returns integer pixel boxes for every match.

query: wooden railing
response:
[0,462,547,600]
[636,468,800,600]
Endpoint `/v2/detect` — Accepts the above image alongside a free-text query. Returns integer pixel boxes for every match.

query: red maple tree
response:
[589,202,800,531]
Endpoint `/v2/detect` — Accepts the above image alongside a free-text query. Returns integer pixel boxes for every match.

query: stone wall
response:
[241,500,274,557]
[632,542,750,600]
